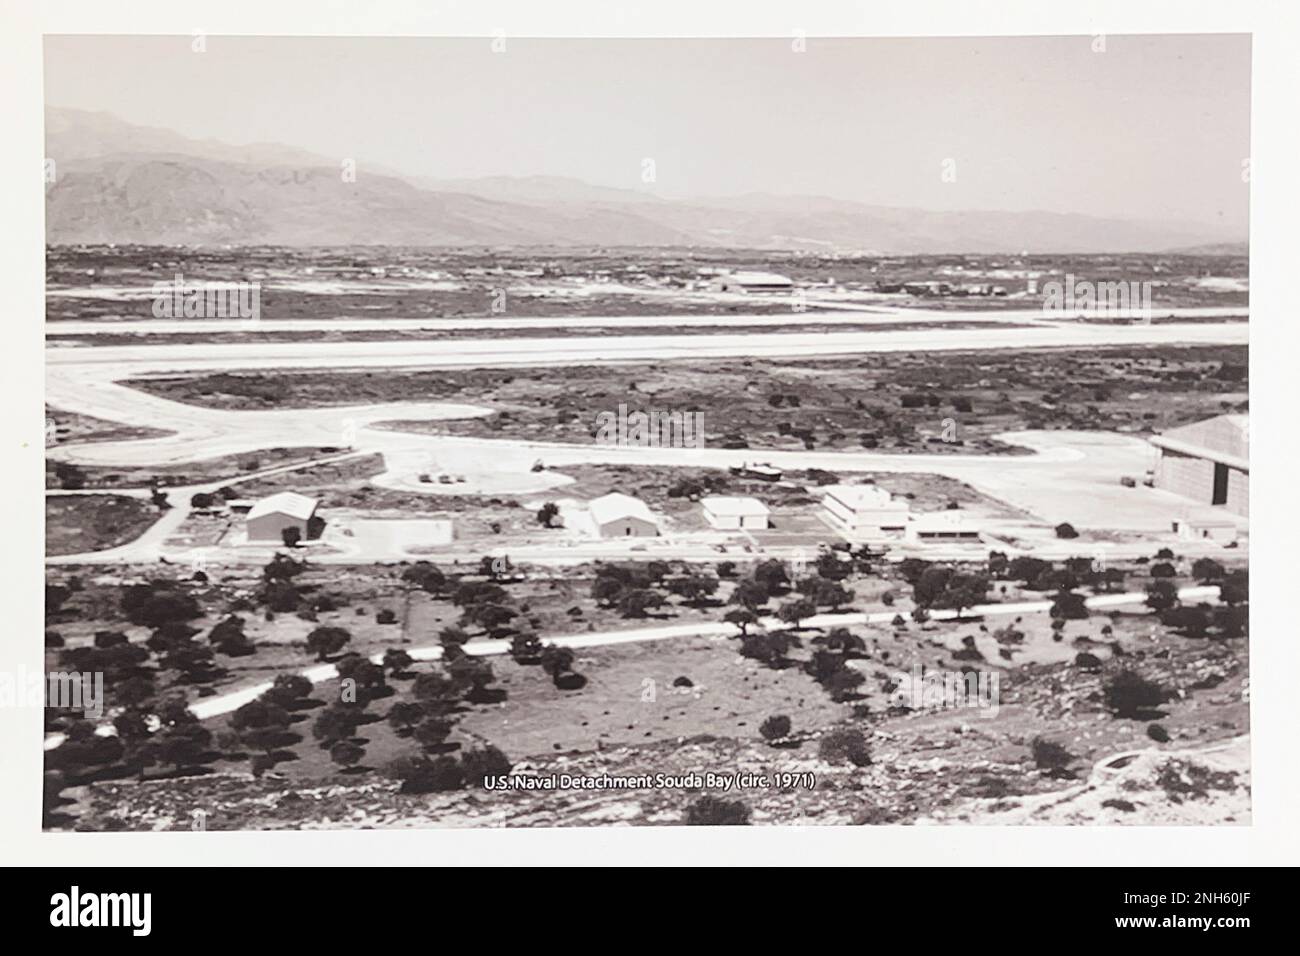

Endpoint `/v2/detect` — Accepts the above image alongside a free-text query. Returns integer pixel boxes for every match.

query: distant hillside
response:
[1164,241,1250,256]
[44,107,1244,253]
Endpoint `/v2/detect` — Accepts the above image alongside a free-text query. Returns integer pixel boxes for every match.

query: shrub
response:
[684,795,751,826]
[1104,670,1167,718]
[1191,558,1225,583]
[304,626,351,661]
[1074,652,1103,672]
[386,755,459,794]
[818,728,872,766]
[1030,736,1074,773]
[759,715,792,742]
[1054,523,1079,539]
[382,648,414,675]
[329,739,365,770]
[460,745,512,785]
[263,673,313,706]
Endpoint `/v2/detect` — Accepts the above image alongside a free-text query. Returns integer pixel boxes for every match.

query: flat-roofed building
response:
[1150,415,1248,517]
[701,495,771,530]
[905,510,983,543]
[1172,516,1239,545]
[589,492,658,538]
[821,484,909,536]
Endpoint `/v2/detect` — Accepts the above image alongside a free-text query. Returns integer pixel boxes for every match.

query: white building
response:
[904,510,982,544]
[588,492,659,538]
[1172,516,1239,545]
[246,492,320,543]
[711,271,794,294]
[701,495,771,530]
[821,484,909,536]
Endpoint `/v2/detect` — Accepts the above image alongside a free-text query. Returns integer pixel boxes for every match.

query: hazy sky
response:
[45,34,1251,230]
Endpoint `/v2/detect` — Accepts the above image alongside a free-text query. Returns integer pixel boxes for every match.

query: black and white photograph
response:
[3,0,1297,883]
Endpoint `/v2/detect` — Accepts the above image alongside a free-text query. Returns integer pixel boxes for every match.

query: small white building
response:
[905,510,983,544]
[246,492,320,543]
[711,271,794,294]
[701,495,771,530]
[1172,516,1239,545]
[821,484,909,536]
[589,492,659,538]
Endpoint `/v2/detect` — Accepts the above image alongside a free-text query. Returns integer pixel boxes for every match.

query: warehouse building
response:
[701,495,771,530]
[821,484,910,537]
[711,271,794,294]
[1150,414,1249,517]
[588,492,659,538]
[246,492,320,543]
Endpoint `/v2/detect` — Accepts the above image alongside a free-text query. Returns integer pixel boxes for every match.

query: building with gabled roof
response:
[246,492,320,543]
[1150,414,1248,517]
[588,492,658,538]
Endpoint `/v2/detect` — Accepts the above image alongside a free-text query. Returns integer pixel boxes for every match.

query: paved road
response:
[46,321,1247,373]
[46,310,1045,336]
[47,450,372,564]
[44,315,1249,556]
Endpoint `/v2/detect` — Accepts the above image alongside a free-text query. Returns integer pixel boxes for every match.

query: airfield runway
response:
[43,314,1249,560]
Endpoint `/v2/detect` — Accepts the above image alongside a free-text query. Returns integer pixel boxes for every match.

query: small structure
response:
[1149,414,1248,517]
[905,510,982,544]
[246,491,320,543]
[701,495,771,530]
[821,484,909,536]
[1172,516,1239,545]
[711,271,794,294]
[729,462,783,482]
[588,492,658,538]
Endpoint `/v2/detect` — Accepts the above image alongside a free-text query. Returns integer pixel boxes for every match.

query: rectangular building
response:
[589,492,659,538]
[904,510,983,543]
[246,491,320,543]
[821,484,909,536]
[1150,415,1249,517]
[701,495,771,530]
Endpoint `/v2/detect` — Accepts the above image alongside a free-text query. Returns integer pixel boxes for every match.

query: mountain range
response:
[44,107,1245,253]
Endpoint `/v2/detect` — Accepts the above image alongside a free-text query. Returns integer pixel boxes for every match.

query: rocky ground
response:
[52,627,1249,830]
